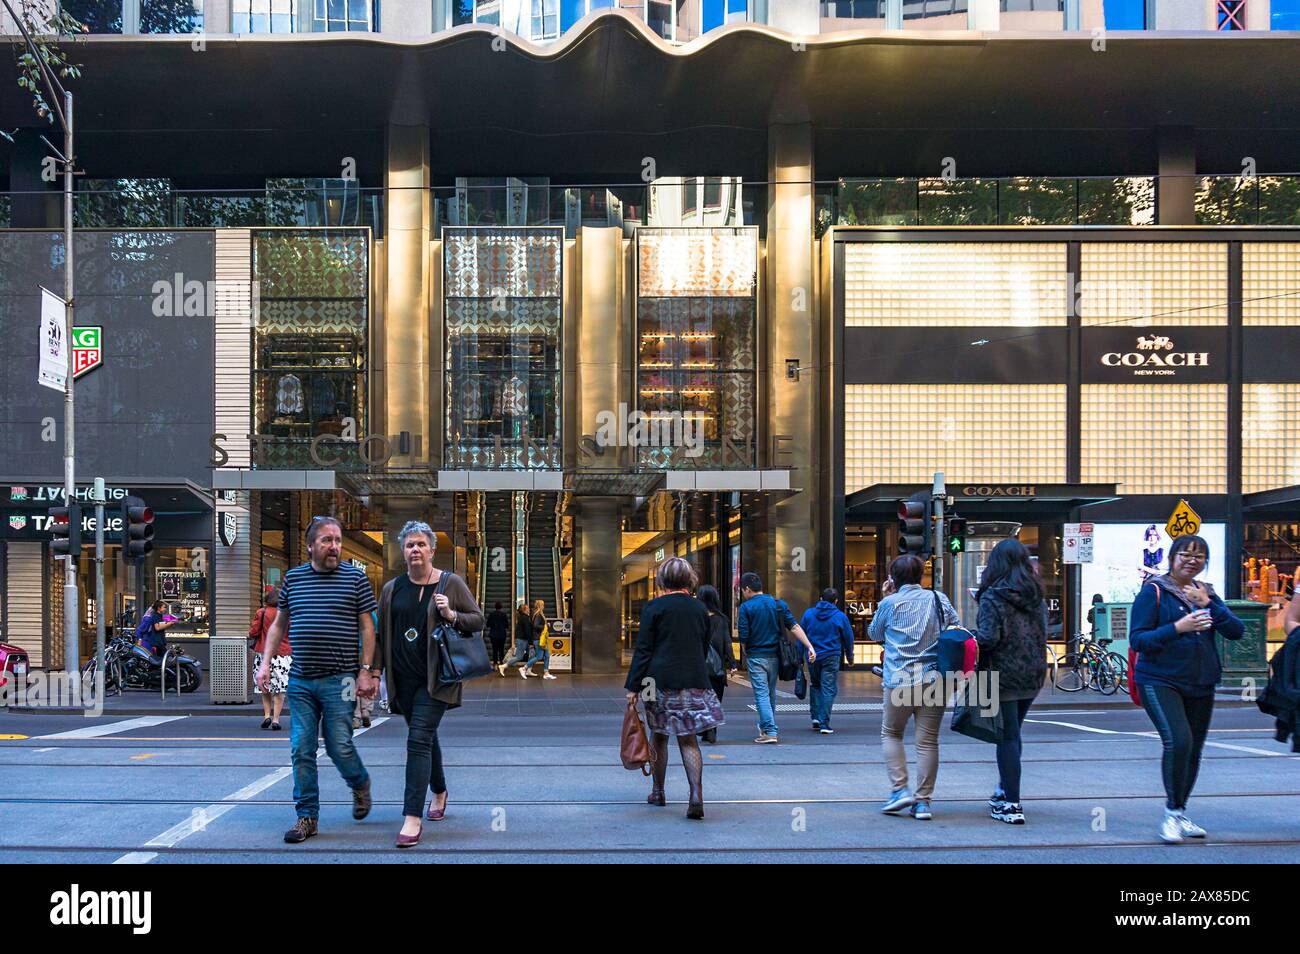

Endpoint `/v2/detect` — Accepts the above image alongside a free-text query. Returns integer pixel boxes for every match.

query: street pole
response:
[932,471,945,596]
[93,477,105,681]
[62,90,78,675]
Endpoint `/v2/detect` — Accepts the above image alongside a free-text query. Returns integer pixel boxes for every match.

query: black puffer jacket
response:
[974,585,1048,700]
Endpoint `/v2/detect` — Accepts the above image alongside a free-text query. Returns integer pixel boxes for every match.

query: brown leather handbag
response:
[620,698,655,775]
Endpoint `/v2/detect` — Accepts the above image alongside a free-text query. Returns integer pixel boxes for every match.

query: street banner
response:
[38,286,67,392]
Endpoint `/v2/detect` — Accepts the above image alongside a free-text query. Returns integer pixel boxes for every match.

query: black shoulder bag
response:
[433,573,493,683]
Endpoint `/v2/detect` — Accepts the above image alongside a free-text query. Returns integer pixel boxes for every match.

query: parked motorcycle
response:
[81,632,202,694]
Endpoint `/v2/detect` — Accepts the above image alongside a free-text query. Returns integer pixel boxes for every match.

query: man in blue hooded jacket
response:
[799,588,856,734]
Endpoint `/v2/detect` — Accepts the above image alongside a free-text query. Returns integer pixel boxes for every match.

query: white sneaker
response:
[1176,812,1207,838]
[542,672,557,680]
[1159,810,1185,844]
[519,667,530,679]
[497,664,506,677]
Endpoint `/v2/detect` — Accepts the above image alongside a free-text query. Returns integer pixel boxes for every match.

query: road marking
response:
[112,716,389,864]
[36,716,187,740]
[129,753,159,761]
[1028,718,1300,759]
[32,747,54,753]
[0,734,29,740]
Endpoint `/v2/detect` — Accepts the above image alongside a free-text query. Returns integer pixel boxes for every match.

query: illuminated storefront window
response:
[1244,244,1300,325]
[843,242,1067,326]
[252,230,370,469]
[636,228,758,469]
[1081,384,1227,494]
[443,227,563,469]
[844,385,1067,491]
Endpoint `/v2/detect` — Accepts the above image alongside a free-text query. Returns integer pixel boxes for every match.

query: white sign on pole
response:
[1063,522,1095,564]
[38,286,68,392]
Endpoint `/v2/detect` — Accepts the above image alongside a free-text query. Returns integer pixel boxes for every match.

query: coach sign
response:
[1083,327,1227,384]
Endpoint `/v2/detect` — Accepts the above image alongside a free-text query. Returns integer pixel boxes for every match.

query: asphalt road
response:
[2,692,1298,864]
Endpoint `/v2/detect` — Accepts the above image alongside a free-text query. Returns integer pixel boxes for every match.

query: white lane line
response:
[731,677,797,699]
[32,747,55,753]
[1028,718,1300,759]
[36,716,187,740]
[112,716,389,863]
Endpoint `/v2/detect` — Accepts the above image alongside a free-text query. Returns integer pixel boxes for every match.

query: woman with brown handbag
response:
[623,557,724,820]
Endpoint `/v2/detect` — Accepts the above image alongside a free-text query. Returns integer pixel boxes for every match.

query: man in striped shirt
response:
[257,516,379,844]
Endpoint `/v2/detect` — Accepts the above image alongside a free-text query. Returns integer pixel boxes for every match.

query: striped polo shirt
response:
[277,561,378,679]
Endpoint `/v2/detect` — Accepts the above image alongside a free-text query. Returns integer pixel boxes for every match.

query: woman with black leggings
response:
[973,539,1048,825]
[1129,534,1243,844]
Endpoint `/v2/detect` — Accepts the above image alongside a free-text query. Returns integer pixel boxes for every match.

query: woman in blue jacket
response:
[1129,533,1244,844]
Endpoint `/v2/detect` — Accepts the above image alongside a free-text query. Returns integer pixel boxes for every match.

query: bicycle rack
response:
[160,646,182,701]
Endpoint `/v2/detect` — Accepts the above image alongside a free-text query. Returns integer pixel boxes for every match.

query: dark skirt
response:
[645,688,725,738]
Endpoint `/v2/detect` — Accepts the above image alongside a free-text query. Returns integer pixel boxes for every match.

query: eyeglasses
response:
[1175,551,1206,562]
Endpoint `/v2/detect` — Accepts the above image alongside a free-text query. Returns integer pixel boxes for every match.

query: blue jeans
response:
[808,656,841,728]
[288,673,370,819]
[527,640,550,671]
[747,655,779,736]
[506,640,533,667]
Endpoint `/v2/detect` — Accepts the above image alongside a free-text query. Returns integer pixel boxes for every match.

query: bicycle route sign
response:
[1166,499,1201,539]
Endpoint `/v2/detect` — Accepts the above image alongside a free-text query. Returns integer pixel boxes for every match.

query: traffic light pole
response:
[93,478,105,683]
[932,472,945,596]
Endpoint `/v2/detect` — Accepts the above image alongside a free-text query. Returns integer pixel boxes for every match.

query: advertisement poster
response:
[38,286,67,392]
[1080,522,1226,606]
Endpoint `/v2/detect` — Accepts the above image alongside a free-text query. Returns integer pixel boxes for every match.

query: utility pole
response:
[932,472,945,596]
[93,477,106,680]
[3,0,79,672]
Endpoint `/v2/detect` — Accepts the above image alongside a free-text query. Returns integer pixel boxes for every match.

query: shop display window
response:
[844,384,1066,491]
[252,230,369,468]
[143,547,211,637]
[636,228,757,469]
[443,228,564,469]
[1242,523,1299,644]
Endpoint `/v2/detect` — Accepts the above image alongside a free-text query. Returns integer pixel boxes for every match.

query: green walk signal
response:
[948,535,965,554]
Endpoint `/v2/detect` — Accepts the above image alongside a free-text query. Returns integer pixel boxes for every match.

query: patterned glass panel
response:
[844,242,1067,327]
[444,228,563,298]
[1243,244,1300,326]
[1244,384,1300,493]
[254,231,368,298]
[844,385,1066,492]
[1079,243,1227,326]
[1081,384,1227,494]
[637,227,757,297]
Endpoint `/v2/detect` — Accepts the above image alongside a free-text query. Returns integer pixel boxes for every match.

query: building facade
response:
[1,13,1298,674]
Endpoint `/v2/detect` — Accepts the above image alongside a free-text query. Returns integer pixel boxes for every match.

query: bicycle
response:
[1052,635,1120,694]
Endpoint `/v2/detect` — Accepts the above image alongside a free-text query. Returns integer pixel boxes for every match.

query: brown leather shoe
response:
[352,779,372,820]
[395,827,421,848]
[284,817,318,843]
[426,792,448,821]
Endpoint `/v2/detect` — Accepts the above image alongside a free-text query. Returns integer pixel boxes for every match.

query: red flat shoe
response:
[395,828,421,848]
[427,793,448,821]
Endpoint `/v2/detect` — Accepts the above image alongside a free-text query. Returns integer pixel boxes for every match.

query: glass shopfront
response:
[253,229,370,468]
[1242,522,1299,645]
[443,227,563,469]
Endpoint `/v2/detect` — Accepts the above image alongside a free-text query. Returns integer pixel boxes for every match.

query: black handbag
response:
[949,677,1008,743]
[705,644,725,680]
[432,574,493,683]
[775,599,802,681]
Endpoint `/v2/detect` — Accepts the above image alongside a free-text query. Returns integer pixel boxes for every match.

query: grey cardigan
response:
[374,570,484,711]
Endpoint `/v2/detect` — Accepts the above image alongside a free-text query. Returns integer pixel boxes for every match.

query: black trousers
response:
[1141,683,1214,811]
[489,635,508,665]
[397,680,449,817]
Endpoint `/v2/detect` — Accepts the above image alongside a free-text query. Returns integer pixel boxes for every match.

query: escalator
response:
[481,492,515,613]
[524,493,560,618]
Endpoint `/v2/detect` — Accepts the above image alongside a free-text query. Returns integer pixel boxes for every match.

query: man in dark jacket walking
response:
[799,588,855,734]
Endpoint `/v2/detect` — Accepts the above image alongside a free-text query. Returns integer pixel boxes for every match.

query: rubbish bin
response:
[210,635,253,704]
[1220,601,1270,693]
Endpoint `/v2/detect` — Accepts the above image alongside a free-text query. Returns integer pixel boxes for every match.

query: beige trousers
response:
[880,690,946,800]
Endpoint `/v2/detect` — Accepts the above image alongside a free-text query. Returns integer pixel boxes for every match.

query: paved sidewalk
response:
[7,669,1255,716]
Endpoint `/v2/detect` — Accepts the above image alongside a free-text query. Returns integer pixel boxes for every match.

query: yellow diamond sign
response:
[1166,499,1201,539]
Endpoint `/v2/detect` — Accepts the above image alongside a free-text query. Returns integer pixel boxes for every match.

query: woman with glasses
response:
[372,520,484,848]
[1129,533,1244,844]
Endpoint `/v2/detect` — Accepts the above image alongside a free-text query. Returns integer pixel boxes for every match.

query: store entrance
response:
[619,491,740,667]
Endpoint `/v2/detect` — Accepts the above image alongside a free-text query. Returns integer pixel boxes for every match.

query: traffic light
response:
[898,498,932,559]
[947,516,968,554]
[49,505,81,559]
[120,496,154,563]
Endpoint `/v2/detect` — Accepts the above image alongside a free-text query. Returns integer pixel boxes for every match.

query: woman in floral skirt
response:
[624,557,724,820]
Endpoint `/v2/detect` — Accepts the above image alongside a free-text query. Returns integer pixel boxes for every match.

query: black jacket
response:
[707,612,735,671]
[375,571,484,711]
[625,593,711,693]
[974,584,1048,700]
[1258,625,1300,751]
[1130,576,1244,696]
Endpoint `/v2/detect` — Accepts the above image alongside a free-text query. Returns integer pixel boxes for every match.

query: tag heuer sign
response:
[219,511,238,547]
[72,326,103,379]
[9,487,29,501]
[8,515,27,531]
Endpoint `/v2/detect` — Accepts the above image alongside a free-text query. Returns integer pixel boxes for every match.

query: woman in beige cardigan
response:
[372,521,484,848]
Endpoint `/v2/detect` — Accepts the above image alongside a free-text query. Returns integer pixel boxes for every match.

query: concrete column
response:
[573,497,622,674]
[1157,125,1197,226]
[766,121,821,611]
[384,123,432,461]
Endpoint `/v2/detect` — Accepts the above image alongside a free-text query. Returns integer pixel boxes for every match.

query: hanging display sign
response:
[38,286,67,392]
[219,511,238,547]
[72,326,104,379]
